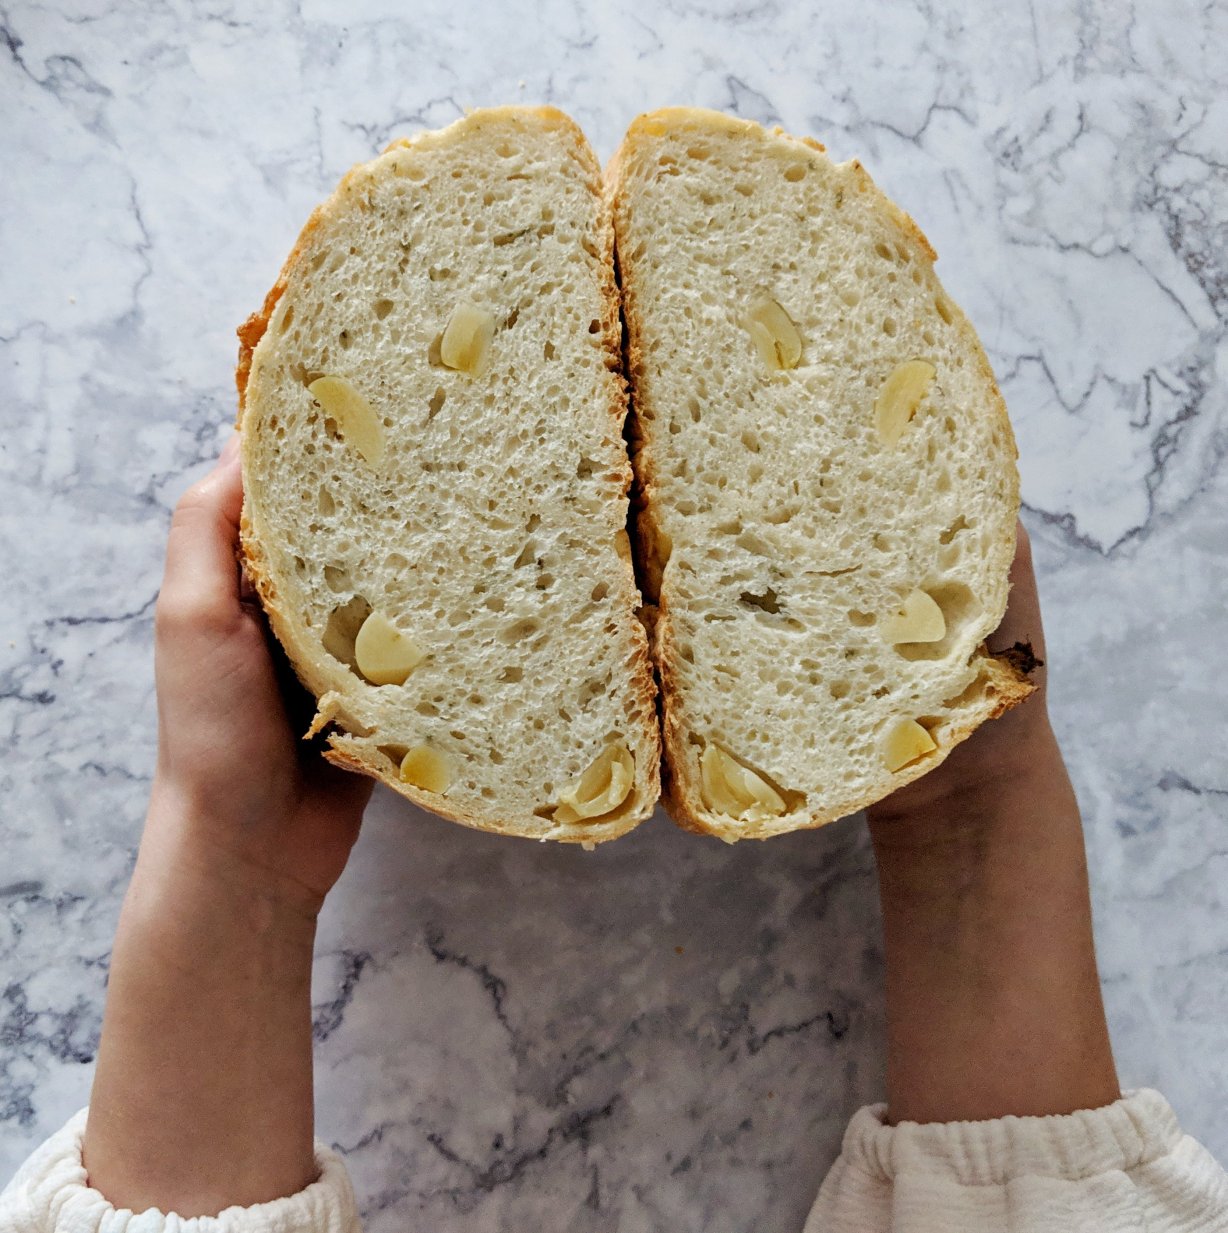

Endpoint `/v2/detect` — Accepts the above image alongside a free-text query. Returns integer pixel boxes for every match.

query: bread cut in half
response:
[608,108,1033,842]
[237,107,659,844]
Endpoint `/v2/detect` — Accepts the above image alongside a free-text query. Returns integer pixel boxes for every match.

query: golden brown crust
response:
[238,107,658,844]
[609,107,1028,842]
[235,203,333,418]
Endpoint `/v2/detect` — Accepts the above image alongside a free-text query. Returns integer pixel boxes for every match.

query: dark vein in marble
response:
[0,683,56,707]
[0,881,44,898]
[748,1007,849,1054]
[424,929,511,1034]
[725,76,780,127]
[1158,771,1228,798]
[424,1097,617,1196]
[313,949,371,1042]
[0,982,100,1129]
[44,591,157,629]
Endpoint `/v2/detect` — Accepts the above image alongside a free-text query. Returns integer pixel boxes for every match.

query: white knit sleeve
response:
[0,1110,361,1233]
[805,1089,1228,1232]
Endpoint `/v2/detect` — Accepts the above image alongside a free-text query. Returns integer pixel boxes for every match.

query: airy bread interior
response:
[608,109,1031,841]
[237,107,659,843]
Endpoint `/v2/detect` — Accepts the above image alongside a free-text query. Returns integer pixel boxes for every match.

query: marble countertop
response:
[3,1,1226,1228]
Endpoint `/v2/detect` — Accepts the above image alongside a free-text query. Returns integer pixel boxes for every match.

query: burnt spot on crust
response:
[995,640,1043,677]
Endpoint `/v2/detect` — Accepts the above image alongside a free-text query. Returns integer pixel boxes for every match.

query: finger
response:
[158,436,245,630]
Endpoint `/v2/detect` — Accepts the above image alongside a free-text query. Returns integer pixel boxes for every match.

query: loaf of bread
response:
[608,108,1033,841]
[236,107,659,843]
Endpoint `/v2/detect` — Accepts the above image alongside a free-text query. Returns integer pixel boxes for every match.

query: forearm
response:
[85,795,319,1216]
[869,720,1119,1124]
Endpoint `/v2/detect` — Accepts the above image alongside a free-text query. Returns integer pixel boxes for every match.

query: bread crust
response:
[238,107,659,843]
[608,107,1032,842]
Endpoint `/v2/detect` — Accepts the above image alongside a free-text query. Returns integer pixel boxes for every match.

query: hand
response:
[149,432,371,915]
[84,436,371,1215]
[867,521,1054,836]
[865,522,1120,1124]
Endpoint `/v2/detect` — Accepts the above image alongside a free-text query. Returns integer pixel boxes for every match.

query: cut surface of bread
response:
[237,107,659,843]
[608,108,1032,842]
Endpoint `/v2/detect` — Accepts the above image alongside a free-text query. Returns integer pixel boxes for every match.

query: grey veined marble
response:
[2,1,1225,1229]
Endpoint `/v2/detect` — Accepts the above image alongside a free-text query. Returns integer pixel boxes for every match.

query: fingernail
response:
[220,433,241,465]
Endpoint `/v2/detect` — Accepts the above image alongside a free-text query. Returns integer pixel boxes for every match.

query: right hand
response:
[148,433,372,917]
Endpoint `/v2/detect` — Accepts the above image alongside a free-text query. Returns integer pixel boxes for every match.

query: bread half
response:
[608,108,1033,842]
[237,107,659,843]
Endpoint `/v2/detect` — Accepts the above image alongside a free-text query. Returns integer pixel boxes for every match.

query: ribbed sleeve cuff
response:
[841,1089,1182,1187]
[2,1109,360,1233]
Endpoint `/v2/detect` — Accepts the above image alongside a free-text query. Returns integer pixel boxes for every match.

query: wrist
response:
[141,775,328,931]
[125,825,320,974]
[89,853,319,1216]
[867,702,1063,848]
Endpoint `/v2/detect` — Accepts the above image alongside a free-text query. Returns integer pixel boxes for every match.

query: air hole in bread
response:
[739,588,781,615]
[499,666,523,683]
[874,241,893,261]
[415,700,439,717]
[543,339,557,360]
[316,485,337,518]
[513,542,537,568]
[378,744,409,765]
[940,515,971,545]
[935,296,954,324]
[323,564,351,593]
[373,298,394,320]
[591,581,610,602]
[882,317,897,337]
[829,680,851,700]
[848,610,876,627]
[427,387,446,419]
[322,595,372,672]
[501,618,541,643]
